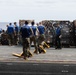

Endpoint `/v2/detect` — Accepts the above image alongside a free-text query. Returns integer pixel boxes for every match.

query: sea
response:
[0,22,19,31]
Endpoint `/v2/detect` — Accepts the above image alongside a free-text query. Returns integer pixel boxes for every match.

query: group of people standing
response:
[0,22,19,45]
[0,21,62,60]
[20,21,47,60]
[19,21,62,60]
[7,22,19,45]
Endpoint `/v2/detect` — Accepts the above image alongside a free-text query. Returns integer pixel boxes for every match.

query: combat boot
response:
[27,50,33,57]
[33,50,38,54]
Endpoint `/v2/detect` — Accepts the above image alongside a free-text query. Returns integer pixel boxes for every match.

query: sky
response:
[0,0,76,22]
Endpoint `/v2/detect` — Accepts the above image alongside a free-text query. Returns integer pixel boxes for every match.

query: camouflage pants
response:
[30,36,38,51]
[8,34,14,45]
[37,34,46,53]
[38,34,45,46]
[22,38,30,57]
[14,34,18,45]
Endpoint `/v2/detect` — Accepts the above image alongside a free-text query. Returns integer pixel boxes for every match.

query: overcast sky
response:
[0,0,76,22]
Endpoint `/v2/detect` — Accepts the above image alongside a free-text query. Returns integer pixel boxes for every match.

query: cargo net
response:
[42,20,71,46]
[42,20,55,44]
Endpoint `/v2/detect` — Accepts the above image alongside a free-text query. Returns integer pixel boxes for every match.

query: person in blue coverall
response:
[0,28,2,33]
[37,22,46,53]
[14,22,19,45]
[7,23,15,45]
[55,23,62,49]
[20,21,33,60]
[30,21,38,54]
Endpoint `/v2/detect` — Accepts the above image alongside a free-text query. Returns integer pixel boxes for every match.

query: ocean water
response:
[0,22,19,30]
[0,22,9,30]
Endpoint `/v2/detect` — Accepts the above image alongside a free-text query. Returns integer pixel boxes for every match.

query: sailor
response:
[30,21,38,54]
[14,22,19,45]
[37,22,46,53]
[0,28,2,33]
[20,21,33,60]
[55,23,62,49]
[1,30,9,45]
[7,23,15,45]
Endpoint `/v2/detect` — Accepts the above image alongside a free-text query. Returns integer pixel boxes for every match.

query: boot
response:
[27,50,33,57]
[33,50,38,54]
